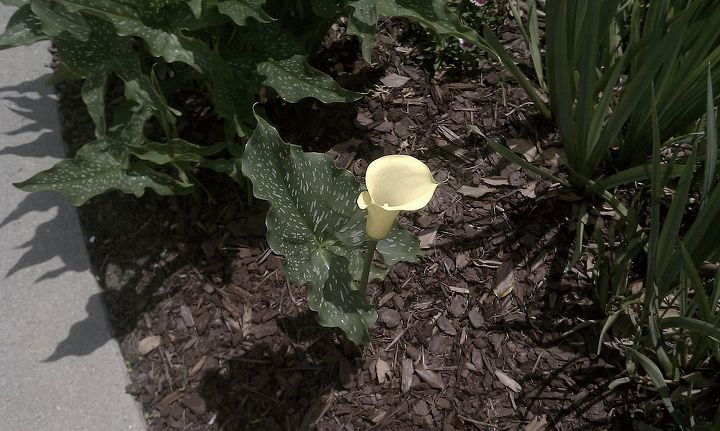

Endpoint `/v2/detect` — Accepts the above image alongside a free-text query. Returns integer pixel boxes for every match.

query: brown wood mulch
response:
[50,19,661,431]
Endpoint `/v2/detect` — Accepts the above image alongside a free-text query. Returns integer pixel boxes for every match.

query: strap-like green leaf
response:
[14,139,192,205]
[626,347,679,420]
[257,55,362,104]
[0,4,46,49]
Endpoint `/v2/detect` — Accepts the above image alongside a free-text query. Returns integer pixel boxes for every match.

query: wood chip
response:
[541,147,564,170]
[524,414,548,431]
[519,181,538,199]
[436,315,457,336]
[507,138,538,162]
[371,410,387,424]
[137,335,161,356]
[375,358,392,384]
[468,308,484,329]
[401,359,414,393]
[179,305,195,327]
[458,185,497,198]
[380,72,410,88]
[493,260,516,298]
[157,391,182,417]
[482,177,510,186]
[415,362,444,389]
[189,355,207,377]
[418,226,438,249]
[448,285,470,294]
[495,370,521,393]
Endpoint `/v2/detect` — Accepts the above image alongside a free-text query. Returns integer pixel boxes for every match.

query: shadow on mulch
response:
[200,312,360,431]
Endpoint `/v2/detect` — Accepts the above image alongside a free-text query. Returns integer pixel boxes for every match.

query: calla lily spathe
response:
[357,155,438,240]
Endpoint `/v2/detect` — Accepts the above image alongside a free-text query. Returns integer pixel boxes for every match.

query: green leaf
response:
[129,139,226,164]
[14,139,192,205]
[377,0,479,44]
[81,70,109,136]
[208,50,256,136]
[482,27,550,119]
[346,0,376,63]
[660,317,720,344]
[626,348,677,417]
[242,114,378,343]
[308,250,376,344]
[57,0,199,67]
[0,4,46,48]
[187,0,202,19]
[55,20,178,135]
[704,64,718,202]
[257,55,363,104]
[30,0,89,40]
[1,1,29,6]
[377,224,420,265]
[311,0,348,17]
[234,19,303,58]
[656,151,696,272]
[217,0,272,25]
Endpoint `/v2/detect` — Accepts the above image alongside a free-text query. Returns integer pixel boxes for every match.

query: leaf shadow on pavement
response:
[0,74,63,158]
[1,74,94,282]
[1,191,92,282]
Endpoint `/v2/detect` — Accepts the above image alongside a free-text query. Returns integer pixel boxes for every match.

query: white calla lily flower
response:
[357,155,439,240]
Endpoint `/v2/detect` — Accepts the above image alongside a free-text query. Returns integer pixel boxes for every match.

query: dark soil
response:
[52,18,660,431]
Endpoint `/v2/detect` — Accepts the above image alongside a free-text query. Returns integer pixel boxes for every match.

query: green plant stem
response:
[358,240,378,295]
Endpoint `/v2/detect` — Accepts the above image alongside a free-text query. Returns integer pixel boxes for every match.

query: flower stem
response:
[358,240,378,295]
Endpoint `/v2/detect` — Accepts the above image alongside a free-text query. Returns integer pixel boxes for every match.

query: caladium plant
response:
[242,113,430,344]
[1,0,479,204]
[2,0,455,342]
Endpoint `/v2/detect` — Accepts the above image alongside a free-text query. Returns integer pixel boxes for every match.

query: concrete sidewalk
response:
[0,6,146,431]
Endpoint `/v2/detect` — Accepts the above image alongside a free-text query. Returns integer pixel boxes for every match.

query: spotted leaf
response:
[30,0,90,40]
[377,0,481,44]
[56,0,199,66]
[0,4,46,49]
[14,139,192,205]
[258,55,362,104]
[217,0,272,25]
[346,0,376,63]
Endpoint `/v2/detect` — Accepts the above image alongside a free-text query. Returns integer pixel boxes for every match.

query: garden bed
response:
[56,17,654,431]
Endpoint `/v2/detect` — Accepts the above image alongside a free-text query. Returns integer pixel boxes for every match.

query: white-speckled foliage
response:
[377,0,480,43]
[14,138,191,205]
[242,115,420,344]
[217,0,272,26]
[346,0,377,63]
[258,55,361,103]
[2,0,466,211]
[0,4,46,48]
